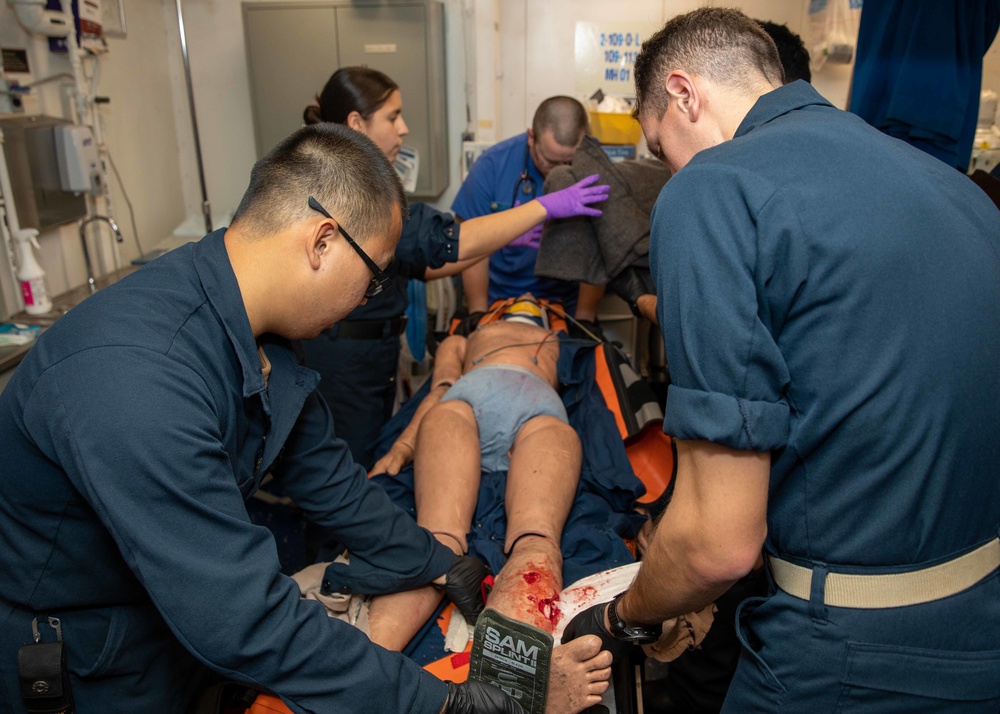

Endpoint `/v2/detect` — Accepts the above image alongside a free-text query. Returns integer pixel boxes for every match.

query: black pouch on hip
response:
[17,618,74,714]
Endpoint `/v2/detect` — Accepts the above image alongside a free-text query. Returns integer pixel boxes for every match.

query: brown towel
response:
[536,135,671,284]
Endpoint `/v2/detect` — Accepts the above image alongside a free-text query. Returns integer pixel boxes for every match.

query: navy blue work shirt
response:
[346,201,461,321]
[651,81,1000,568]
[0,229,455,713]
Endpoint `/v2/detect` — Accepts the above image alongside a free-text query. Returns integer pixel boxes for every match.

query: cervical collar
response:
[501,298,549,330]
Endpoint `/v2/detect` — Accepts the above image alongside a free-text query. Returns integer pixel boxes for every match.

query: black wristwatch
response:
[626,297,643,319]
[607,591,663,645]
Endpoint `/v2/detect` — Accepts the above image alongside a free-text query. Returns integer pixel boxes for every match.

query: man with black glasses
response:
[0,124,530,714]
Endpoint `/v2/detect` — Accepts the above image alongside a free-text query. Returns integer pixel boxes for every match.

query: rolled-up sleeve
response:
[650,163,791,452]
[397,203,461,272]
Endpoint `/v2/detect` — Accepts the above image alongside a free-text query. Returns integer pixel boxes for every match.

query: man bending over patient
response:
[370,295,612,714]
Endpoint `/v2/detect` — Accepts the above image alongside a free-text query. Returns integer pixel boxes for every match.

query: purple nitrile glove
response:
[536,173,610,219]
[509,222,544,249]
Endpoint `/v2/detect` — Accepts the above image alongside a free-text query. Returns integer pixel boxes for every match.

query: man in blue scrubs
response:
[563,8,1000,711]
[0,125,524,714]
[453,96,602,318]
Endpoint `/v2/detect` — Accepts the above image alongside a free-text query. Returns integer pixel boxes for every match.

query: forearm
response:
[618,439,769,625]
[455,200,548,261]
[394,383,450,452]
[392,338,465,452]
[637,294,659,325]
[462,260,490,313]
[617,507,739,625]
[425,254,487,281]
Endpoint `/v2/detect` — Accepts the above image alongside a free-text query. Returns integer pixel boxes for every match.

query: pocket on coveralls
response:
[834,641,1000,713]
[729,596,787,709]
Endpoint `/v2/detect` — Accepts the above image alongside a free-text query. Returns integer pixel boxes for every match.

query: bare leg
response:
[503,416,581,560]
[369,400,481,651]
[485,418,609,714]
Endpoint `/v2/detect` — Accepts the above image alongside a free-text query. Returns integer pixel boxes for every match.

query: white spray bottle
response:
[13,228,52,315]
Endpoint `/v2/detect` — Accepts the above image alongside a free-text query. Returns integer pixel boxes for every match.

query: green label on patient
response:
[469,608,553,714]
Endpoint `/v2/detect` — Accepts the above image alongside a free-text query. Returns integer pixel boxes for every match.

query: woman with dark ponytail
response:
[300,67,608,468]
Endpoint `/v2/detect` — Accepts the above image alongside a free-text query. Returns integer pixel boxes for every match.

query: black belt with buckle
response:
[336,315,408,340]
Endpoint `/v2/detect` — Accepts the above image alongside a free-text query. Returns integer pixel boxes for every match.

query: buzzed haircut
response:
[532,96,590,147]
[758,20,811,84]
[231,123,408,244]
[633,8,784,120]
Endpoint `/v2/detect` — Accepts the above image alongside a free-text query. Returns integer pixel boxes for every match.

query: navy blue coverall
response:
[0,230,456,713]
[301,202,460,468]
[651,81,1000,711]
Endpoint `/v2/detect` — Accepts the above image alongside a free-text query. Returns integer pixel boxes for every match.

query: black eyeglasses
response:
[308,196,391,298]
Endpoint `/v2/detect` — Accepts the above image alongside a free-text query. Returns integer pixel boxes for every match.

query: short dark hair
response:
[303,66,399,126]
[633,8,784,120]
[757,20,811,84]
[232,123,407,243]
[532,96,590,147]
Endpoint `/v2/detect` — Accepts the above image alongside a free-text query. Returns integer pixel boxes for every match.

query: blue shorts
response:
[440,364,568,472]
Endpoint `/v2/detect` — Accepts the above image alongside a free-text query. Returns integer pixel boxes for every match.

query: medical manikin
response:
[370,295,613,714]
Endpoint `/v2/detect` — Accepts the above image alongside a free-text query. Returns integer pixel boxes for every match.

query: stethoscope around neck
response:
[512,143,538,206]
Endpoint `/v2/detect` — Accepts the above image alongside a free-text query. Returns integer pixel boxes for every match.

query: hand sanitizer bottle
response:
[13,228,52,315]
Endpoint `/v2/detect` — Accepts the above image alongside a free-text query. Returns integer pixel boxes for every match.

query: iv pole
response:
[175,0,212,234]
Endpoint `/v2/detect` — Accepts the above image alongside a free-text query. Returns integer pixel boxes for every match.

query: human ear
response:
[665,71,699,121]
[346,111,366,133]
[308,223,335,271]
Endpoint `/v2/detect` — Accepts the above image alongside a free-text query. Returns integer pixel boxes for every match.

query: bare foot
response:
[545,635,612,714]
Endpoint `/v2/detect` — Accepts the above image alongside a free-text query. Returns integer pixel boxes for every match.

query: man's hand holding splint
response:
[560,598,717,663]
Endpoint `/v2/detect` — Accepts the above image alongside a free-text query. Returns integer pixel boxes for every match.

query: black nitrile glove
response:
[560,601,631,662]
[570,317,605,342]
[444,555,492,624]
[444,681,528,714]
[607,267,655,317]
[454,311,486,336]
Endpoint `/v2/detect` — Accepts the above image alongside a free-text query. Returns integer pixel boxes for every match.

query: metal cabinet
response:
[243,0,448,200]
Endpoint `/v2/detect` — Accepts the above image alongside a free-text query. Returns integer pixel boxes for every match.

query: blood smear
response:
[527,592,562,625]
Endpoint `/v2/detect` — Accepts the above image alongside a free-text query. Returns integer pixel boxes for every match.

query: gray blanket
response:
[536,135,670,284]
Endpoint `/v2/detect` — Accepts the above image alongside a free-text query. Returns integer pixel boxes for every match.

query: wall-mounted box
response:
[0,115,87,231]
[54,124,102,195]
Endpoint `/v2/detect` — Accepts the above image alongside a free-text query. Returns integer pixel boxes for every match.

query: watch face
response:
[620,625,662,645]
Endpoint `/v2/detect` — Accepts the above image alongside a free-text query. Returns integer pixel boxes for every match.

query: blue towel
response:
[405,280,427,363]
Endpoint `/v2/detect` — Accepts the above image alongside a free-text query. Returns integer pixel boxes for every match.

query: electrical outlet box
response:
[4,80,25,113]
[461,141,494,181]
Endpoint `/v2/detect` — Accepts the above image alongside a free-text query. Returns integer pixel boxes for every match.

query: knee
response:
[517,417,580,454]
